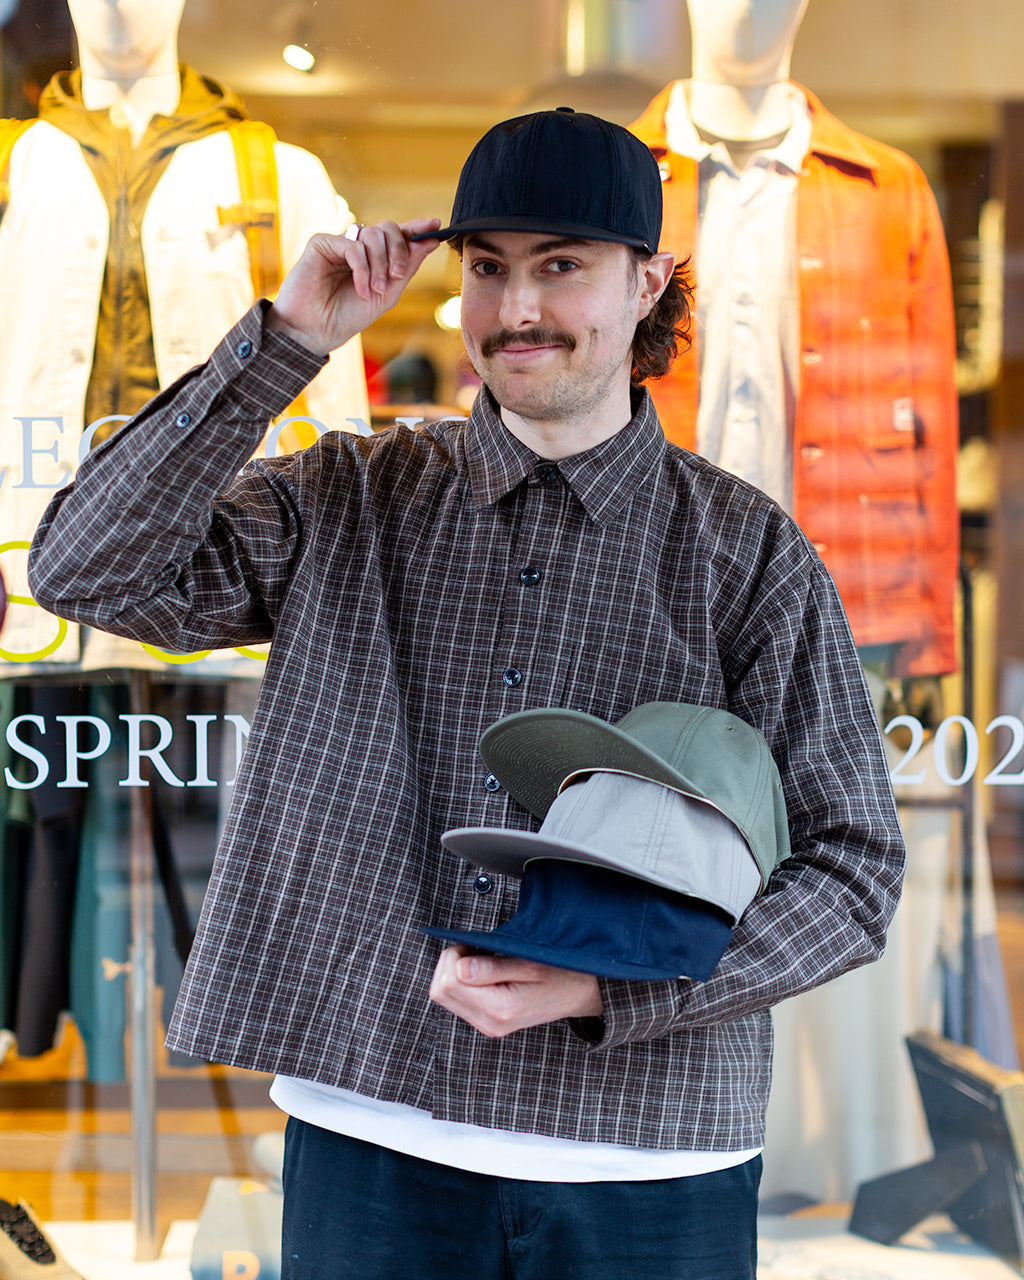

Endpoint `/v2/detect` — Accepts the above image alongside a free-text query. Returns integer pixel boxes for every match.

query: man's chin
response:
[481,374,569,424]
[489,391,568,426]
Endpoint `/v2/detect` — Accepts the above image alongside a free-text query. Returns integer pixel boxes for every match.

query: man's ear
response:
[637,252,676,319]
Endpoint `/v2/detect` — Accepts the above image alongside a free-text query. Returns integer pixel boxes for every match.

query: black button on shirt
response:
[519,565,541,586]
[502,668,522,687]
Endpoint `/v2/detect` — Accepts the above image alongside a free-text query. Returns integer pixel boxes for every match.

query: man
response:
[29,108,905,1278]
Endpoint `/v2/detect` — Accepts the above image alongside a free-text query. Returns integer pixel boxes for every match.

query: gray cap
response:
[478,701,790,891]
[441,769,762,921]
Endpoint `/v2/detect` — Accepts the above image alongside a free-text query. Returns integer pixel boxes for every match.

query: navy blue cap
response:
[411,107,663,253]
[424,858,733,983]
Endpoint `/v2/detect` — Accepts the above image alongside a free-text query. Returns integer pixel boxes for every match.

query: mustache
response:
[480,327,577,358]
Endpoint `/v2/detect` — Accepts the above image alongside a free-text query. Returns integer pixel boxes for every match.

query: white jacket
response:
[0,122,370,667]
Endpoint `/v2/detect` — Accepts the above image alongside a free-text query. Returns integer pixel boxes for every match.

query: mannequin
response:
[630,0,966,1203]
[631,0,959,680]
[0,0,370,670]
[0,0,369,1076]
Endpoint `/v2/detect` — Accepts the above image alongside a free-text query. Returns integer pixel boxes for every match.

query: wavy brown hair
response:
[629,249,694,386]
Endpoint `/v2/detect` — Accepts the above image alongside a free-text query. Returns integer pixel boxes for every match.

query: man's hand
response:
[266,217,441,356]
[429,944,603,1038]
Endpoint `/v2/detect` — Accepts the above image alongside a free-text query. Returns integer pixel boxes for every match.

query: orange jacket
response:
[631,84,959,676]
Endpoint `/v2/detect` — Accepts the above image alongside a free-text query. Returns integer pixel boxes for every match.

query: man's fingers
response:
[267,216,442,354]
[345,218,441,297]
[453,951,551,985]
[305,218,440,304]
[353,222,398,294]
[428,945,603,1038]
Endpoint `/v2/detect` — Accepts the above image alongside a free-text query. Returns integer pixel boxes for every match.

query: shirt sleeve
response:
[577,535,907,1053]
[28,303,329,654]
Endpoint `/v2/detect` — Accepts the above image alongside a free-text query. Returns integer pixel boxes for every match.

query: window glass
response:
[1,2,1022,1273]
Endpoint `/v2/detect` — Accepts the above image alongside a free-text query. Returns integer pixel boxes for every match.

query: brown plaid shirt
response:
[30,304,905,1151]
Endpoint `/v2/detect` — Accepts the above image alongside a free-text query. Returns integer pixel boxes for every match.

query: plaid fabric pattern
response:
[29,304,905,1151]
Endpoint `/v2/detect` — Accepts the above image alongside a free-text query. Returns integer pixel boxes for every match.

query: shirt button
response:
[538,464,559,485]
[237,340,253,358]
[474,874,493,895]
[519,565,541,586]
[174,412,191,428]
[502,668,522,687]
[484,773,501,792]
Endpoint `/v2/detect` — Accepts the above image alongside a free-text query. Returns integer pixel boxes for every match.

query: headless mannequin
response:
[69,0,185,144]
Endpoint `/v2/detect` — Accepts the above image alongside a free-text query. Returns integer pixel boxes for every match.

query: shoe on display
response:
[0,1201,83,1279]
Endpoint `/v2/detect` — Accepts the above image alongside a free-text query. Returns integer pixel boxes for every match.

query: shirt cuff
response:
[218,300,328,418]
[569,977,684,1051]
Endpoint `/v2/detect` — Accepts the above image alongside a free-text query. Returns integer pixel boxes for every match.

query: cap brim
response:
[440,824,744,921]
[409,215,652,250]
[422,924,718,982]
[442,826,592,880]
[480,706,712,820]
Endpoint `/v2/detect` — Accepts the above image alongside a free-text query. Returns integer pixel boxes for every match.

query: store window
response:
[1,0,1023,1276]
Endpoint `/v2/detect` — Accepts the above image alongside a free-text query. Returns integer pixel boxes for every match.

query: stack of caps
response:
[425,702,790,981]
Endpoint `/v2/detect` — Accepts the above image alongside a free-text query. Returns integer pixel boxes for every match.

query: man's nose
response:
[498,277,542,329]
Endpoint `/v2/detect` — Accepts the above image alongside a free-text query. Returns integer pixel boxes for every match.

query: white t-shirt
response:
[271,1075,760,1182]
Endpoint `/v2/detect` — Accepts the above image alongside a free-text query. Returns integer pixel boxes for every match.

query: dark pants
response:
[281,1117,761,1279]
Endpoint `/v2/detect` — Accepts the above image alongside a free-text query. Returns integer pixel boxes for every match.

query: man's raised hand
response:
[267,217,441,356]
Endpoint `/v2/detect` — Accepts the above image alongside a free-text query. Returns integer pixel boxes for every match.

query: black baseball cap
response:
[411,106,663,253]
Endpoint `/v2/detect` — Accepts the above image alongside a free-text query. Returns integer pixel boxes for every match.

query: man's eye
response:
[548,259,578,274]
[472,260,502,276]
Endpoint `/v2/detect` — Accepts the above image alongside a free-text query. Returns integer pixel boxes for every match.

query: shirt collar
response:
[462,386,667,526]
[664,81,812,176]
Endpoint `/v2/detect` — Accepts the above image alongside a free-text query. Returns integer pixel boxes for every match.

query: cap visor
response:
[422,924,699,981]
[440,823,748,917]
[480,707,705,819]
[441,826,588,879]
[409,216,650,249]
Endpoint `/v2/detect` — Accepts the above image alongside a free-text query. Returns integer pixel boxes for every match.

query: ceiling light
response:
[283,43,316,73]
[435,296,462,332]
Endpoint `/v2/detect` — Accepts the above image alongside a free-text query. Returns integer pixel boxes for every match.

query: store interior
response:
[3,0,1024,1276]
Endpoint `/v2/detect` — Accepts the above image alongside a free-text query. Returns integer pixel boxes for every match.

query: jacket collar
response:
[39,64,247,155]
[463,386,667,526]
